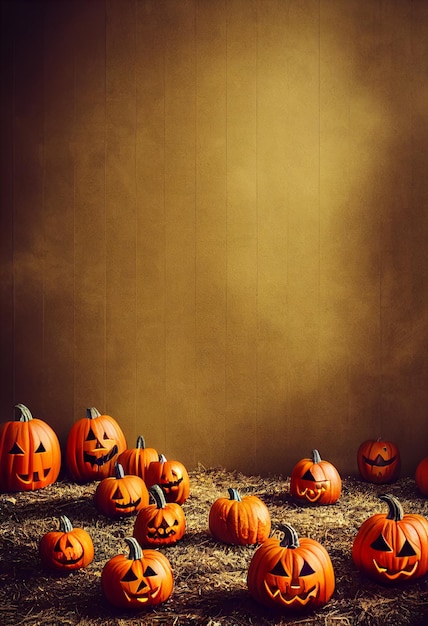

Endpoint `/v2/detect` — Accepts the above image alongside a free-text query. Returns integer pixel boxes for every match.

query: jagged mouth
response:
[161,477,183,493]
[265,581,318,605]
[18,468,50,482]
[363,454,396,467]
[115,498,141,510]
[84,445,118,467]
[373,559,418,579]
[55,555,83,565]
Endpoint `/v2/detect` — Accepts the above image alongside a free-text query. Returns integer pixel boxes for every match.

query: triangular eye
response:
[35,442,46,453]
[54,539,62,551]
[300,560,315,576]
[86,427,96,441]
[103,432,110,440]
[121,567,138,582]
[144,566,157,577]
[112,487,123,500]
[9,442,24,454]
[398,539,416,557]
[302,469,316,481]
[270,560,289,576]
[371,534,392,552]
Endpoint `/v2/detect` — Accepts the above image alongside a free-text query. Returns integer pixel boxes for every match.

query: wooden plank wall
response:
[1,0,427,476]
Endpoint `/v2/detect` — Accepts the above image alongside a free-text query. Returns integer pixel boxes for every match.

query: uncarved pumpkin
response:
[209,487,271,545]
[415,457,428,497]
[117,435,158,482]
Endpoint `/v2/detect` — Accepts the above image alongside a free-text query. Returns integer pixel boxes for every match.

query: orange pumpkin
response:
[415,457,428,497]
[208,487,271,545]
[290,449,342,505]
[39,515,94,571]
[352,493,428,583]
[357,438,401,484]
[66,407,127,482]
[101,537,174,608]
[117,435,158,482]
[94,462,149,517]
[247,523,335,611]
[0,404,61,492]
[133,484,186,546]
[145,454,190,504]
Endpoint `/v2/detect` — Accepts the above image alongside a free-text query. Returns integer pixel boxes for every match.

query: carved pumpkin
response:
[133,484,186,546]
[145,454,190,504]
[39,515,94,571]
[94,462,149,517]
[290,449,342,505]
[247,523,335,611]
[415,457,428,497]
[66,407,127,482]
[0,404,61,492]
[209,487,271,545]
[357,438,400,484]
[352,493,428,583]
[117,435,158,482]
[101,536,174,608]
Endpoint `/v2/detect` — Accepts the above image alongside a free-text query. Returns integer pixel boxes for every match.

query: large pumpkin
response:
[66,407,127,482]
[39,515,94,571]
[94,462,149,517]
[117,435,158,482]
[290,449,342,505]
[101,537,174,609]
[133,484,186,547]
[247,523,335,611]
[145,454,190,504]
[357,438,400,484]
[208,487,271,545]
[352,493,428,583]
[415,457,428,497]
[0,404,61,492]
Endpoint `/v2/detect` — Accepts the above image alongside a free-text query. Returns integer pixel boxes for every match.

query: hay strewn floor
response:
[1,465,427,626]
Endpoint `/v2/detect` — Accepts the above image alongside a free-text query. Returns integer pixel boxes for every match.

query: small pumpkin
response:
[0,404,61,492]
[208,487,271,545]
[94,462,149,517]
[415,457,428,497]
[133,484,186,546]
[117,435,158,481]
[247,523,335,611]
[66,407,127,482]
[39,515,94,571]
[357,437,400,484]
[352,493,428,583]
[145,454,190,504]
[101,536,174,608]
[290,449,342,505]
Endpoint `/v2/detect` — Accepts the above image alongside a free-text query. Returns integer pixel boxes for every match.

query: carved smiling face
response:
[146,455,190,504]
[357,439,401,484]
[94,463,149,518]
[39,516,94,571]
[133,485,186,546]
[290,450,342,505]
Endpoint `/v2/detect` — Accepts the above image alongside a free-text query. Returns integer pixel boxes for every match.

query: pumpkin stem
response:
[150,484,167,508]
[125,536,143,560]
[86,407,101,419]
[15,404,33,422]
[380,493,404,521]
[227,487,242,502]
[158,453,167,462]
[114,462,125,479]
[273,523,300,549]
[59,515,73,533]
[312,449,322,464]
[136,435,146,449]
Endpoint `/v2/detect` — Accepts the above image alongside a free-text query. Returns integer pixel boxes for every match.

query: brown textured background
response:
[1,0,427,477]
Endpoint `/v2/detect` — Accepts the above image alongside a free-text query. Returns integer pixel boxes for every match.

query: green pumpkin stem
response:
[125,537,143,561]
[380,493,404,521]
[86,407,101,419]
[273,523,300,549]
[114,462,125,479]
[312,449,322,464]
[150,484,167,508]
[136,435,146,449]
[228,487,242,502]
[59,515,73,533]
[15,404,33,422]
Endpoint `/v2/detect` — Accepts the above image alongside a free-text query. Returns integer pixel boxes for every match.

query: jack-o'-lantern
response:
[94,462,149,517]
[101,536,174,608]
[0,404,61,492]
[145,454,190,504]
[133,484,186,546]
[39,515,94,571]
[117,435,158,482]
[415,457,428,497]
[209,487,271,545]
[66,407,127,482]
[352,493,428,583]
[290,449,342,505]
[247,523,335,611]
[357,438,400,484]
